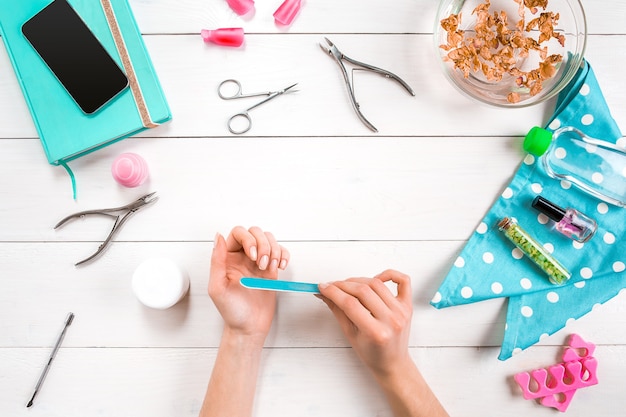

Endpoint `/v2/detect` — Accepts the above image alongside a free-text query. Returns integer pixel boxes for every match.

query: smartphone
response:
[22,0,129,114]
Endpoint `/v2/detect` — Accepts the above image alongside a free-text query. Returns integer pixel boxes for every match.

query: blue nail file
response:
[240,277,320,294]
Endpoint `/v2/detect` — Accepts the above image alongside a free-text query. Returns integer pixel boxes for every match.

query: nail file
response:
[240,277,320,294]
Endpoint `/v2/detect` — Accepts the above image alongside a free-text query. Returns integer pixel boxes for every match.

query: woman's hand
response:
[209,226,290,341]
[318,269,413,377]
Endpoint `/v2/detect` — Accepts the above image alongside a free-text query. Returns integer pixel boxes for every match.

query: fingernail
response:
[259,255,269,270]
[270,259,278,271]
[213,233,220,248]
[279,259,288,270]
[250,246,258,261]
[318,282,329,290]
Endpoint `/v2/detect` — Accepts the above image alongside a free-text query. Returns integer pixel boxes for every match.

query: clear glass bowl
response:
[434,0,587,107]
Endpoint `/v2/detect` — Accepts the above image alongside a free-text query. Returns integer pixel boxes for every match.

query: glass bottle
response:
[531,196,597,243]
[497,217,571,285]
[524,126,626,207]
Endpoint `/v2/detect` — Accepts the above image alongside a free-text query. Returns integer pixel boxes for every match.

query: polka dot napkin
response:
[431,60,625,360]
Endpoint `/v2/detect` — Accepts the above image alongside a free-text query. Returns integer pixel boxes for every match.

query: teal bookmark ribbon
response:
[58,160,77,200]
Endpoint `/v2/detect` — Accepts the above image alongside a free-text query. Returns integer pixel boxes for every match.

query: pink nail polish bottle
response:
[273,0,302,25]
[201,28,244,47]
[532,196,597,243]
[111,153,149,188]
[225,0,254,15]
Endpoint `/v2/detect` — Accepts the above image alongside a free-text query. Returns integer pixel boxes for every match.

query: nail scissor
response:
[54,192,158,266]
[218,79,298,134]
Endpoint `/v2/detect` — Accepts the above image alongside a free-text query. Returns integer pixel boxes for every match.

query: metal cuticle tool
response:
[54,192,158,266]
[319,37,415,132]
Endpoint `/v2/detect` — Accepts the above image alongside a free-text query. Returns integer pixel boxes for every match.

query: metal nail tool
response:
[26,312,75,408]
[218,79,298,134]
[319,37,415,132]
[54,192,158,266]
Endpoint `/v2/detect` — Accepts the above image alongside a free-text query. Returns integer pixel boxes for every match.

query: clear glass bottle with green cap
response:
[524,126,626,207]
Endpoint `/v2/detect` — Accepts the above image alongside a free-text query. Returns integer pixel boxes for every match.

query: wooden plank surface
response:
[0,0,624,416]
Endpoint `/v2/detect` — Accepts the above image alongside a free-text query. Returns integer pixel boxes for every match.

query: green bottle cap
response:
[523,126,553,156]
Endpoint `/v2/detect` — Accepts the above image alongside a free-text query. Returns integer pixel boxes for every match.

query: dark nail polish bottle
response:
[531,196,597,243]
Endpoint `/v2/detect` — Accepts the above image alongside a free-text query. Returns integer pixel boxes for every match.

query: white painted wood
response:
[1,240,626,349]
[128,0,625,35]
[0,0,624,416]
[1,36,624,139]
[0,136,525,240]
[1,346,624,417]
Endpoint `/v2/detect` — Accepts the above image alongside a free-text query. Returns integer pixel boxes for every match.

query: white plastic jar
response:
[132,258,190,309]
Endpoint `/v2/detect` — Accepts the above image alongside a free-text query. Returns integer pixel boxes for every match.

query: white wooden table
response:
[1,1,625,416]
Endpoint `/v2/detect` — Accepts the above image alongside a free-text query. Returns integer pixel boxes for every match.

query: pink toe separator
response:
[514,357,598,400]
[563,333,596,362]
[514,334,598,412]
[540,389,577,413]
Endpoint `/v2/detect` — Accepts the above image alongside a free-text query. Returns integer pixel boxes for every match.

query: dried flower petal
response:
[439,0,564,103]
[508,92,521,103]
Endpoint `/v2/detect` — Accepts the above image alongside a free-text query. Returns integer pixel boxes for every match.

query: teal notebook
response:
[0,0,171,165]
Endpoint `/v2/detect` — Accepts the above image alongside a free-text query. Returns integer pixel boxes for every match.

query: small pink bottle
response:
[273,0,301,25]
[225,0,254,15]
[532,196,597,243]
[111,153,149,188]
[201,28,244,47]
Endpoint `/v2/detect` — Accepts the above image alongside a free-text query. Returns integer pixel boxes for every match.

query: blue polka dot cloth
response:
[431,60,625,360]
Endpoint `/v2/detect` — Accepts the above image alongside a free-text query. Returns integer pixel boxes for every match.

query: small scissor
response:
[319,37,415,132]
[218,79,298,134]
[54,192,158,266]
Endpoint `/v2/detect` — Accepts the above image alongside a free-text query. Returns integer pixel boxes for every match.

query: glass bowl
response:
[434,0,587,107]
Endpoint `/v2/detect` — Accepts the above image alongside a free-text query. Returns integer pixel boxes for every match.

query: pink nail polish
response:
[201,28,244,47]
[532,196,597,243]
[273,0,301,25]
[225,0,254,16]
[111,153,149,187]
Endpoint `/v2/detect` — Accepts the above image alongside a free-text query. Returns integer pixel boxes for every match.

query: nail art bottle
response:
[497,217,571,285]
[532,196,597,243]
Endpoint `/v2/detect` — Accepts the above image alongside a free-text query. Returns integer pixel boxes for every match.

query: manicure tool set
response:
[216,37,414,134]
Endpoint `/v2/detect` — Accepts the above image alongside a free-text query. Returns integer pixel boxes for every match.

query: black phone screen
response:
[22,0,129,114]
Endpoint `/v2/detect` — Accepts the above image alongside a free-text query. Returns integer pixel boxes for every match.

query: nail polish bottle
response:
[200,28,245,47]
[532,196,597,243]
[225,0,254,16]
[273,0,301,25]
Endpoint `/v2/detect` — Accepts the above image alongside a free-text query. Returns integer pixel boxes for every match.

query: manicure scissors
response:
[319,37,415,132]
[54,192,158,266]
[218,79,298,134]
